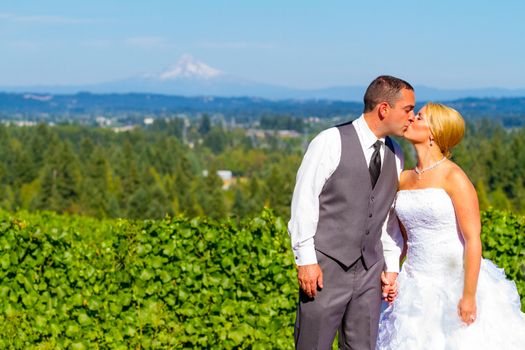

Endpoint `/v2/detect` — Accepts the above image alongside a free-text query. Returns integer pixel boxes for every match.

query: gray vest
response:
[314,122,399,269]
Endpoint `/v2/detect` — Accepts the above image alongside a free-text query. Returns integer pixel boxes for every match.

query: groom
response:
[288,75,414,349]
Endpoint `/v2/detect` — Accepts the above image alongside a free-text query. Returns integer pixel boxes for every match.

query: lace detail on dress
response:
[395,188,464,279]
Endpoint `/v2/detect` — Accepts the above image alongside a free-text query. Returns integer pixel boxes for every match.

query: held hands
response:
[458,296,477,326]
[381,272,398,303]
[297,264,323,298]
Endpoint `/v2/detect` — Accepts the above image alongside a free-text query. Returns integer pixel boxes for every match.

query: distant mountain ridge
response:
[1,55,524,101]
[1,92,524,127]
[3,83,525,103]
[0,92,363,118]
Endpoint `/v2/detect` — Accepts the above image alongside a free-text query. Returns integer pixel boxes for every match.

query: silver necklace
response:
[414,157,447,179]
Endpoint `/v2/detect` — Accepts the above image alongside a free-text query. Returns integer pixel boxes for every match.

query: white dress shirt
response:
[287,114,404,272]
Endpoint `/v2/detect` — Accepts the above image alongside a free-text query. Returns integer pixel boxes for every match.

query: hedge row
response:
[0,208,523,349]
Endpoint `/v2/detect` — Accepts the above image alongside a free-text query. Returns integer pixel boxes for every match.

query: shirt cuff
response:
[293,245,318,266]
[384,254,400,273]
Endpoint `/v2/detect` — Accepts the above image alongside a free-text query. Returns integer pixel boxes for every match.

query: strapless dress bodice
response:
[395,188,465,278]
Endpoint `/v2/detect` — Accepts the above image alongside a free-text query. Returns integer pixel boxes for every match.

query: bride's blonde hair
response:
[424,102,465,158]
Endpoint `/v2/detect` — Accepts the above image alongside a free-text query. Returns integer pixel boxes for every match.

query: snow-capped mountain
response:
[94,55,298,98]
[1,55,524,101]
[153,54,223,80]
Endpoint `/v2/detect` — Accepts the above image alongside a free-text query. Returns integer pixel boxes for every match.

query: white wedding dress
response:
[376,188,525,349]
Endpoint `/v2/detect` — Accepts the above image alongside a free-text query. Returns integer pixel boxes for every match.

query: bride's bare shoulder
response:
[399,169,413,188]
[400,169,411,178]
[444,160,468,179]
[443,161,475,196]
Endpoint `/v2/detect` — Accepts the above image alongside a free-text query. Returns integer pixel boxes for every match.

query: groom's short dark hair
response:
[363,75,414,112]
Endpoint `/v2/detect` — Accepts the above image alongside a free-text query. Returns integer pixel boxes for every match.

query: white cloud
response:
[0,12,96,25]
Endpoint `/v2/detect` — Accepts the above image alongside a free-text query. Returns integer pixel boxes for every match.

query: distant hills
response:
[1,55,525,102]
[0,92,363,118]
[1,92,524,127]
[0,55,524,126]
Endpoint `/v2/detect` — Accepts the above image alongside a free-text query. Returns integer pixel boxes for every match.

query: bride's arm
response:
[399,219,408,262]
[446,166,482,326]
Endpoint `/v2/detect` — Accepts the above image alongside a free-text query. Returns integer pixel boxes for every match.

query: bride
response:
[376,102,525,349]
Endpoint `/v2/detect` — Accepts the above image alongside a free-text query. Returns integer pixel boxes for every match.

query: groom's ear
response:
[378,102,389,120]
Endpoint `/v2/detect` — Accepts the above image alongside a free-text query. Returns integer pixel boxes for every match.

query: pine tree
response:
[126,187,150,219]
[264,164,293,218]
[81,146,111,217]
[33,140,81,213]
[174,154,197,216]
[232,186,248,218]
[476,181,490,211]
[196,167,226,219]
[491,187,512,211]
[198,114,211,135]
[114,140,141,210]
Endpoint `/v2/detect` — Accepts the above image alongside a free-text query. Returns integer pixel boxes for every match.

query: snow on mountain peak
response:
[158,54,222,80]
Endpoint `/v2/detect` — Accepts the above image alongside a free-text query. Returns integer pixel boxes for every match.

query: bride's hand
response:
[381,272,398,302]
[458,296,477,325]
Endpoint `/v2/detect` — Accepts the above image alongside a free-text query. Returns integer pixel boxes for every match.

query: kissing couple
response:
[288,75,525,349]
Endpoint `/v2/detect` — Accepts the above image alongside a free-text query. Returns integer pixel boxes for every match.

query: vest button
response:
[369,213,373,217]
[365,230,370,235]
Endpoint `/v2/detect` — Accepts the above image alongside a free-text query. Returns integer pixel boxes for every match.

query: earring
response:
[430,139,434,146]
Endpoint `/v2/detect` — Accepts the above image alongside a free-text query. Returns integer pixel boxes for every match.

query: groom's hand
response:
[297,264,323,298]
[381,272,398,302]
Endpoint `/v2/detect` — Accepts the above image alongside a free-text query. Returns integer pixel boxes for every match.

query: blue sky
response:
[1,1,524,89]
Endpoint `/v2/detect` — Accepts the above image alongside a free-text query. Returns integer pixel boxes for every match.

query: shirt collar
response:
[355,114,385,149]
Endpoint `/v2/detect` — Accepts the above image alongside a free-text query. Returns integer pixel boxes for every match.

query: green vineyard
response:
[0,209,523,349]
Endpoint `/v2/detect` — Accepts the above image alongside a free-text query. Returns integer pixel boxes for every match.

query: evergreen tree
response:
[81,146,111,217]
[33,140,81,213]
[245,176,264,216]
[143,166,172,218]
[114,140,141,210]
[198,114,211,135]
[491,187,512,211]
[146,183,171,219]
[126,187,150,219]
[174,154,197,216]
[232,187,248,218]
[203,127,228,154]
[264,165,293,218]
[476,180,490,211]
[28,124,54,170]
[196,167,226,219]
[0,185,14,210]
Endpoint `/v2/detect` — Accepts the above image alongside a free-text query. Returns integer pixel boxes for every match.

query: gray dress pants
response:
[294,250,384,350]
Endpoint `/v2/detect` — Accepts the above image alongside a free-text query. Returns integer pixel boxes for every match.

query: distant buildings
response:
[95,116,113,126]
[1,120,38,127]
[217,170,234,190]
[245,128,301,139]
[111,125,136,133]
[277,130,301,138]
[202,169,235,190]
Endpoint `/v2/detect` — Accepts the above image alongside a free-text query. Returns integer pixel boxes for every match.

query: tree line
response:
[0,116,523,220]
